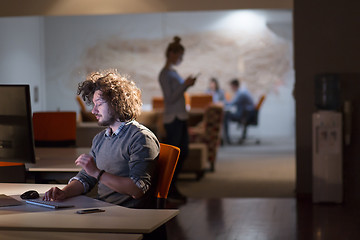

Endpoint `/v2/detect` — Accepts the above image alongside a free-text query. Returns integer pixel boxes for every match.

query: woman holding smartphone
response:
[158,36,197,203]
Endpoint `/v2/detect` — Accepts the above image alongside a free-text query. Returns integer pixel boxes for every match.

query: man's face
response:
[91,90,116,126]
[230,83,238,92]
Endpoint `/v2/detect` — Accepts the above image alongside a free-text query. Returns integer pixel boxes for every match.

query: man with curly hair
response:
[44,69,160,209]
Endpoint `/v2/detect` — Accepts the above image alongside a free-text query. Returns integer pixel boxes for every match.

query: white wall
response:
[43,13,165,112]
[0,16,46,112]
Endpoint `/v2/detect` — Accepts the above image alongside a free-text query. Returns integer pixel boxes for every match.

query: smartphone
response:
[76,208,105,214]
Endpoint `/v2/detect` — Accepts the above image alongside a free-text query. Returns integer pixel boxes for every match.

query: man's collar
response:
[105,122,126,137]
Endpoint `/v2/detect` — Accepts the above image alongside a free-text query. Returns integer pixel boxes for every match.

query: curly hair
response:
[77,69,142,122]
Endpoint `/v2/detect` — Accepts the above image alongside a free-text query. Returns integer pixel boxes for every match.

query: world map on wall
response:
[73,29,292,104]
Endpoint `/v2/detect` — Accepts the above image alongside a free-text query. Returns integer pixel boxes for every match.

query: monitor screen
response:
[0,85,36,163]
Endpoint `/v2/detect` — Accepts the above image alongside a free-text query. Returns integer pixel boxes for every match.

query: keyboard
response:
[25,199,74,209]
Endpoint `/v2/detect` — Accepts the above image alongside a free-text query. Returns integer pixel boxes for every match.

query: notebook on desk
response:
[0,194,22,207]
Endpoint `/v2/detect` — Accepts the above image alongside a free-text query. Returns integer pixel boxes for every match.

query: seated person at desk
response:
[223,78,256,144]
[206,77,225,103]
[44,69,160,209]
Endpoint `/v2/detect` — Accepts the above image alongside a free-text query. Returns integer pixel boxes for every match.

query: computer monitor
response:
[0,84,36,163]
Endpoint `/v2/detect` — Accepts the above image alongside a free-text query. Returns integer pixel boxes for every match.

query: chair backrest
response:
[189,94,213,109]
[76,95,87,112]
[202,104,224,166]
[184,92,191,107]
[76,96,97,122]
[33,111,77,147]
[255,95,266,111]
[155,143,180,208]
[152,93,191,110]
[152,97,164,110]
[244,95,266,126]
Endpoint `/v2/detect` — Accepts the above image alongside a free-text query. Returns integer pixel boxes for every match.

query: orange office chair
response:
[76,95,87,113]
[255,95,266,111]
[76,96,97,122]
[152,93,190,110]
[238,94,266,144]
[155,143,180,209]
[0,162,26,182]
[189,94,213,109]
[152,97,165,110]
[33,111,77,147]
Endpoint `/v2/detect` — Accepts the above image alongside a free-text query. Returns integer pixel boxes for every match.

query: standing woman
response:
[159,36,197,202]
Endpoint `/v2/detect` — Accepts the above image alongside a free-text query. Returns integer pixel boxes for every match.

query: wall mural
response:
[73,28,292,105]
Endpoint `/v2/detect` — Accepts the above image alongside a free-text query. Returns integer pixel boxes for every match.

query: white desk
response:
[0,231,142,240]
[0,183,178,234]
[1,183,67,197]
[28,147,90,172]
[0,183,113,214]
[26,148,89,183]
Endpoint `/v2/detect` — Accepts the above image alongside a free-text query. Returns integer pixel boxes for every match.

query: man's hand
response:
[43,187,66,201]
[75,154,100,178]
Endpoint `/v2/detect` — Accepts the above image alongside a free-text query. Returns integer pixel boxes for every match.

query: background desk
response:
[26,148,89,183]
[0,183,179,234]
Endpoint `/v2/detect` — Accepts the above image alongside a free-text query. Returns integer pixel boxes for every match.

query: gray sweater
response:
[73,120,159,208]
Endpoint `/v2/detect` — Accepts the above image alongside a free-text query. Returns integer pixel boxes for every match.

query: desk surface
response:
[0,183,113,214]
[1,183,67,195]
[26,147,90,172]
[0,231,142,240]
[0,183,179,234]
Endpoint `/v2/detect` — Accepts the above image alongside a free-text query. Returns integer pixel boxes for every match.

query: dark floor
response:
[165,197,360,240]
[165,135,356,239]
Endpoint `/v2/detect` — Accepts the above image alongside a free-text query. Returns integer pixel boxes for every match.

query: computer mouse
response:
[20,190,40,200]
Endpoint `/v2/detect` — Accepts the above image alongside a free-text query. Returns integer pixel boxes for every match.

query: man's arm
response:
[43,179,84,201]
[96,172,144,199]
[75,153,145,199]
[62,179,85,197]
